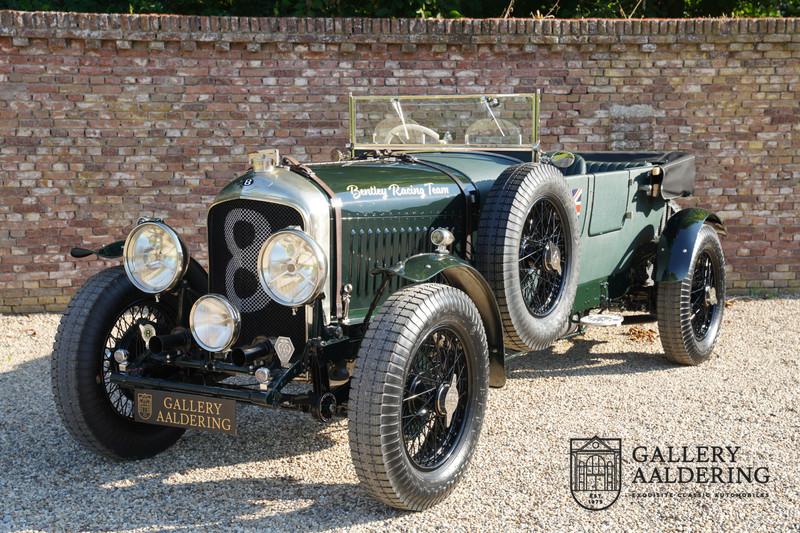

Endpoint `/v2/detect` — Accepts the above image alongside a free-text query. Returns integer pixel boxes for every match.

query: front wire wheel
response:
[52,267,186,459]
[402,328,469,471]
[349,284,489,510]
[102,302,174,418]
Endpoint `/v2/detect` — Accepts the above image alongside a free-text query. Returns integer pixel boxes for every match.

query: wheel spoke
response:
[100,301,174,419]
[518,199,567,316]
[401,327,469,471]
[690,251,718,340]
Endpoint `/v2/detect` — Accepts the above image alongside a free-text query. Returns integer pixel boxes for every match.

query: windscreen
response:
[350,94,538,150]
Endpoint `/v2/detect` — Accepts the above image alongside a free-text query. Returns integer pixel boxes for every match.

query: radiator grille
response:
[208,199,307,349]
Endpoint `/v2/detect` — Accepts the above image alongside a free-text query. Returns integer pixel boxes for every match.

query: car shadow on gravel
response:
[2,339,672,531]
[1,354,398,531]
[506,337,674,379]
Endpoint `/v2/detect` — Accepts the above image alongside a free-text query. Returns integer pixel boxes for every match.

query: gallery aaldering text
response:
[631,446,770,484]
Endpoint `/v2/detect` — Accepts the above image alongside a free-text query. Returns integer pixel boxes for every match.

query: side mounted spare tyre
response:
[477,163,581,352]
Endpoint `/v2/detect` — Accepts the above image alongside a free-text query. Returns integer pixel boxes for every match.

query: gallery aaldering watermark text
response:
[570,437,771,511]
[630,445,770,484]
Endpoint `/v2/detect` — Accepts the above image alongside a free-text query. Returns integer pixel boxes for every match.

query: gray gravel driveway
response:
[1,298,798,532]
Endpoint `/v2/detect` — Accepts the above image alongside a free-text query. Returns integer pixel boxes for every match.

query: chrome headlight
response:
[189,294,241,352]
[123,221,187,294]
[257,229,327,307]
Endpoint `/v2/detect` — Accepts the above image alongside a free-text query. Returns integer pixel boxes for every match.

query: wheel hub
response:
[434,375,459,427]
[704,286,717,306]
[543,242,562,274]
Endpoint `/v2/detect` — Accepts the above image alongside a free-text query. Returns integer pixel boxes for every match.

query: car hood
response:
[308,151,521,217]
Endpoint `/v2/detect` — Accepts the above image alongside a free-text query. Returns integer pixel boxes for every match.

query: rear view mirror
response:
[548,151,576,169]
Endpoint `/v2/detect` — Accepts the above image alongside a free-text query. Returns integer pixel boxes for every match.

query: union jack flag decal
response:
[571,187,583,216]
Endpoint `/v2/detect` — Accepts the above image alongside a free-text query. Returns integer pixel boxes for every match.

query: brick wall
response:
[0,12,798,312]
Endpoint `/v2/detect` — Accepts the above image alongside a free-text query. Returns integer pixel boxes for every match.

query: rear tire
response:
[477,163,581,351]
[349,284,489,510]
[51,267,185,459]
[657,225,726,365]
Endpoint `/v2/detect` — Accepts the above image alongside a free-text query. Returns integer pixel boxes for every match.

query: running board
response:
[580,314,624,327]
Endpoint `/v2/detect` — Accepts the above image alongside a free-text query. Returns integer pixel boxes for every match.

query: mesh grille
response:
[208,199,307,348]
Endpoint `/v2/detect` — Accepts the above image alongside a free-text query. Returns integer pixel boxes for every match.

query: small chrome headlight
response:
[430,227,455,252]
[189,294,241,353]
[257,228,327,307]
[123,221,187,294]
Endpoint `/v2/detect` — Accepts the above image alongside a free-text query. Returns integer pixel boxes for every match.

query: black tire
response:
[51,266,185,459]
[477,163,581,351]
[349,283,489,510]
[657,225,726,365]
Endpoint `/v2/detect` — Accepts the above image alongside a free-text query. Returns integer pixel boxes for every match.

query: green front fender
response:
[655,208,725,283]
[384,253,507,388]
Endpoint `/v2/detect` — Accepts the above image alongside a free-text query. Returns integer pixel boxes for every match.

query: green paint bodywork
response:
[567,166,667,312]
[378,252,506,388]
[308,152,670,319]
[310,160,465,319]
[655,208,725,283]
[383,252,476,281]
[212,148,706,338]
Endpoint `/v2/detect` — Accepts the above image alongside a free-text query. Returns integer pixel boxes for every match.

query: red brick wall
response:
[0,12,798,312]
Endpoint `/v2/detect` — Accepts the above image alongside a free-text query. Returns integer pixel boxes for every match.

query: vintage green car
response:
[53,93,726,510]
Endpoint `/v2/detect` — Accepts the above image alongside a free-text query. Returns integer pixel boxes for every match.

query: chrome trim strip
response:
[210,166,332,325]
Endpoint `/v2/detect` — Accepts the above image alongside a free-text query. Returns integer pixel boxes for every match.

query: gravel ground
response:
[1,298,798,532]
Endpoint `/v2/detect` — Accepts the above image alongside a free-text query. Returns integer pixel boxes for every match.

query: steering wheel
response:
[383,124,440,145]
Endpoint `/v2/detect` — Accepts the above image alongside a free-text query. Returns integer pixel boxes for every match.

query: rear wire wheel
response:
[657,225,726,365]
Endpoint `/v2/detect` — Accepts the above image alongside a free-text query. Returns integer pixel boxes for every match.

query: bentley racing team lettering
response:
[346,182,450,201]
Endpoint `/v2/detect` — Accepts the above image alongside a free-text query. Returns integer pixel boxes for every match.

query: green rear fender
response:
[655,208,726,283]
[384,253,507,388]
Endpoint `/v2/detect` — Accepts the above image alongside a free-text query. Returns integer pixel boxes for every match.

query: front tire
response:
[657,225,726,365]
[349,284,489,510]
[51,267,185,459]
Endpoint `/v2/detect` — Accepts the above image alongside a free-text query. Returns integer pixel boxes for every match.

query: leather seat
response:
[586,160,648,173]
[560,154,587,176]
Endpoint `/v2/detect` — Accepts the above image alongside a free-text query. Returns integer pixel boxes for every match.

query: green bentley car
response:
[53,93,726,510]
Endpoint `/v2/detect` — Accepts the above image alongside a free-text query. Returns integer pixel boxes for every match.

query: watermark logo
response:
[136,392,153,421]
[570,436,622,511]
